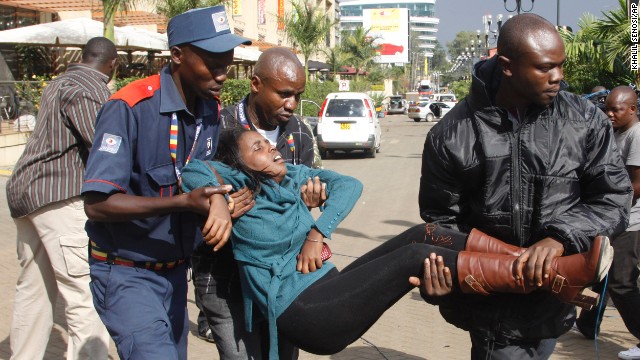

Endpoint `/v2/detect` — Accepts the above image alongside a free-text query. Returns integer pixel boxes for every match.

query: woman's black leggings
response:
[277,223,469,355]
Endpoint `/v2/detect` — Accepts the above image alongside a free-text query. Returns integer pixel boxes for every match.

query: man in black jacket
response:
[420,14,632,359]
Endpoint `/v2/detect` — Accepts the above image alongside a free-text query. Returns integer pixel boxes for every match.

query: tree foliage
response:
[156,0,227,19]
[450,79,472,100]
[322,47,351,81]
[282,1,334,79]
[102,0,135,40]
[340,27,379,81]
[446,31,479,59]
[560,0,635,92]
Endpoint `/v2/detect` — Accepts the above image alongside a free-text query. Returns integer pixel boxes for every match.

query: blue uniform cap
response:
[167,5,251,53]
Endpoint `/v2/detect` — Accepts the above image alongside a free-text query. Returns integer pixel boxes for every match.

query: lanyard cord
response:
[236,97,252,130]
[170,112,202,180]
[594,274,609,360]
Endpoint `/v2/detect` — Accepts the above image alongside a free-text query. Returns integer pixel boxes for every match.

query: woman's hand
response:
[201,193,233,251]
[297,239,324,274]
[300,177,327,209]
[409,253,453,297]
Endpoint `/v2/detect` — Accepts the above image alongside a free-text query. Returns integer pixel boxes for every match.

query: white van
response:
[430,93,457,107]
[316,92,381,158]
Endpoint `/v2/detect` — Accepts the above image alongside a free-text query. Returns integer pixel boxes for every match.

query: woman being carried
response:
[181,127,612,358]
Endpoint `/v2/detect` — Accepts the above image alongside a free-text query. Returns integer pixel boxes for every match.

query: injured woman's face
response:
[238,131,287,183]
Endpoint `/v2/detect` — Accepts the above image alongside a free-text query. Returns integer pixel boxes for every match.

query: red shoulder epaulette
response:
[110,75,161,107]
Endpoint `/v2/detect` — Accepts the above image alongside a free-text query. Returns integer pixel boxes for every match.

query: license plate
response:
[340,123,350,130]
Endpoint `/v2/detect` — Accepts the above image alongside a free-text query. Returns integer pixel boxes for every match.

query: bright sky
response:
[435,0,622,46]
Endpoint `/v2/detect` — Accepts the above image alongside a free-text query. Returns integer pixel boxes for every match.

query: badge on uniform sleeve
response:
[98,133,122,154]
[206,137,212,156]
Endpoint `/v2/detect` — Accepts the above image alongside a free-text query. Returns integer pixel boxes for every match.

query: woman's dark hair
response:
[214,127,272,193]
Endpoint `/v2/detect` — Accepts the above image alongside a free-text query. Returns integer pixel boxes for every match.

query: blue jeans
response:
[470,331,556,360]
[192,248,263,360]
[89,261,189,360]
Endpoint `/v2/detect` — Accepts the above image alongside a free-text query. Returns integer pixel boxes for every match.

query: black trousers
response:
[277,223,466,355]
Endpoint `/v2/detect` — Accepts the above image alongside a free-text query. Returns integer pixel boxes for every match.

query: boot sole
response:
[593,236,613,283]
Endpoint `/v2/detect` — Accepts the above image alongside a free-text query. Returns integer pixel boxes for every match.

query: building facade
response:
[227,0,337,54]
[338,0,438,58]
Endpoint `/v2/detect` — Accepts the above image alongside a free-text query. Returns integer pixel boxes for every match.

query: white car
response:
[316,92,382,158]
[431,93,458,108]
[407,101,451,122]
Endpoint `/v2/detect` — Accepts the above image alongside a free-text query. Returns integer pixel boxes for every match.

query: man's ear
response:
[170,46,183,64]
[498,55,512,77]
[250,75,262,94]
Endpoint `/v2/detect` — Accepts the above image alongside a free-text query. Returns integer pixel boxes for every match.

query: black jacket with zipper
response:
[419,56,632,342]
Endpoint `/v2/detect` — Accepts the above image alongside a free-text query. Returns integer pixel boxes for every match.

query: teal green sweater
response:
[181,160,362,358]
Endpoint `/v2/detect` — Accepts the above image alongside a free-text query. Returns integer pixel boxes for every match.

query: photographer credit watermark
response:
[632,0,639,70]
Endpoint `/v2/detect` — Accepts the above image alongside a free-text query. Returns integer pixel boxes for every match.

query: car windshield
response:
[325,99,366,117]
[417,102,429,107]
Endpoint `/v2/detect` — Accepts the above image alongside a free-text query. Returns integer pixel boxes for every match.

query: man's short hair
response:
[82,37,117,65]
[497,13,556,59]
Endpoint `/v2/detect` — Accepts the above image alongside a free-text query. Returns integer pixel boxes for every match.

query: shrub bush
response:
[220,79,251,106]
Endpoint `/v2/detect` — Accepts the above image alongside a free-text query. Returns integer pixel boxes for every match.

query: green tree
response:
[102,0,135,40]
[430,41,449,73]
[282,1,334,79]
[450,78,472,100]
[322,47,351,81]
[590,0,637,86]
[560,16,629,93]
[446,31,478,59]
[559,1,634,92]
[156,0,227,19]
[341,27,379,81]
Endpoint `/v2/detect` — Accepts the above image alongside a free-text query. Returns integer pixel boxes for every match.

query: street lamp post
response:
[503,0,535,14]
[480,14,503,57]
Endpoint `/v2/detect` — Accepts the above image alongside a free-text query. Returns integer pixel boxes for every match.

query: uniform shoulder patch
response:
[110,75,161,107]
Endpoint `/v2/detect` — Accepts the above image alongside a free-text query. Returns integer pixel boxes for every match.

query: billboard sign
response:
[362,8,409,64]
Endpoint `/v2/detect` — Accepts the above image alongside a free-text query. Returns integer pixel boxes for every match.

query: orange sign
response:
[232,0,242,16]
[277,0,285,30]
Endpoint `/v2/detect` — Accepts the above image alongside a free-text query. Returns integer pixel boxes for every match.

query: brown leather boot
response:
[465,228,526,256]
[457,236,613,310]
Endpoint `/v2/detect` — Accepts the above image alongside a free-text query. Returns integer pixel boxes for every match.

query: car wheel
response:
[426,113,435,122]
[367,148,376,158]
[413,118,421,122]
[320,149,328,159]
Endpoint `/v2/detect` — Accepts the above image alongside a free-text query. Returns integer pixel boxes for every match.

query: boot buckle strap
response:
[551,275,566,293]
[464,275,491,296]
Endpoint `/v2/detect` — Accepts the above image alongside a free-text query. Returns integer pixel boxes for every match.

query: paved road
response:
[0,114,636,359]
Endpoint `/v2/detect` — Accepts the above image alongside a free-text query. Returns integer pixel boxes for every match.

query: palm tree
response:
[340,27,379,81]
[559,1,634,92]
[156,0,227,19]
[590,0,637,86]
[282,1,335,79]
[322,47,351,81]
[102,0,135,40]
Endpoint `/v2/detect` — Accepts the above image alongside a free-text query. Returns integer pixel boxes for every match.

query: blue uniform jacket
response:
[82,66,221,262]
[181,160,362,358]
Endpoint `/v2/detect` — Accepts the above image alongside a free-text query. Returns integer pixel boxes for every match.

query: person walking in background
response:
[419,14,632,359]
[6,37,116,360]
[575,86,640,360]
[191,46,322,359]
[81,6,250,359]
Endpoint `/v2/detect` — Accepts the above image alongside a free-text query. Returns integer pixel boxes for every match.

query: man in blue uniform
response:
[81,6,250,359]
